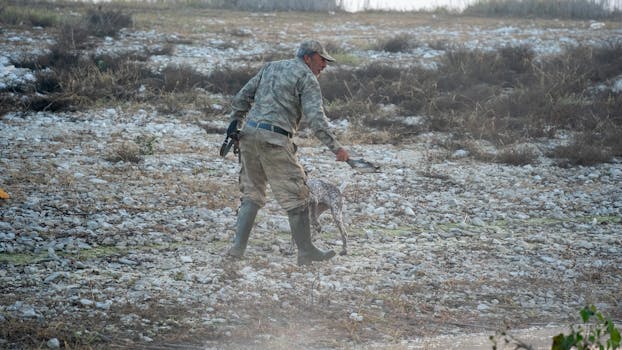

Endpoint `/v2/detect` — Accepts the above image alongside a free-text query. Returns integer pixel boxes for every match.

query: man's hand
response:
[335,147,349,162]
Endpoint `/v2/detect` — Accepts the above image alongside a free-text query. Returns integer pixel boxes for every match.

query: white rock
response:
[349,312,364,322]
[403,207,415,216]
[47,338,60,349]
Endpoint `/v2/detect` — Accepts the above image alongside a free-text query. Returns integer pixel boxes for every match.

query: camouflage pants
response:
[238,126,309,211]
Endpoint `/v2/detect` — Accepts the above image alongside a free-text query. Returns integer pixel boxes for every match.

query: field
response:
[1,2,622,349]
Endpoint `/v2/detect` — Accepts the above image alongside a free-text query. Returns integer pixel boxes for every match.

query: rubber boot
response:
[227,199,260,258]
[288,205,336,266]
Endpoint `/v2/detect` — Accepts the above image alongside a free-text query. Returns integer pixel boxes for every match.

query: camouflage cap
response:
[298,40,336,62]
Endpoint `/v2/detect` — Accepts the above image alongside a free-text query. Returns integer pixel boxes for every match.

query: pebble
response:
[46,338,60,349]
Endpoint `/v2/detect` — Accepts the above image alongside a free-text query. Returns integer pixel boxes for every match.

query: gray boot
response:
[228,199,260,258]
[288,205,336,266]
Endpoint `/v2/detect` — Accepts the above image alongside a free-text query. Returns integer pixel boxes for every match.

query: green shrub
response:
[491,305,621,350]
[552,305,621,350]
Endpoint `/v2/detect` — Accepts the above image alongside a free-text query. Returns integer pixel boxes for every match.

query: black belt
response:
[246,120,292,138]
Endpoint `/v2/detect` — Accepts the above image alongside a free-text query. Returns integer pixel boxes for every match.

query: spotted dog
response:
[307,178,348,255]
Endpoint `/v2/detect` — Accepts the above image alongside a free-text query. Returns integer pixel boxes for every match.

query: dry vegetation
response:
[2,0,621,167]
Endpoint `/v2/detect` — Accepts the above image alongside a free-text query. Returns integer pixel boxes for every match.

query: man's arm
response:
[229,66,264,123]
[299,75,349,161]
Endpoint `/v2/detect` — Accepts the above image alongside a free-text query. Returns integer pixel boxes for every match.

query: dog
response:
[307,178,348,256]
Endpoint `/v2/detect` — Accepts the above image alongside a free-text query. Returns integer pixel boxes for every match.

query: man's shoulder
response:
[267,58,308,74]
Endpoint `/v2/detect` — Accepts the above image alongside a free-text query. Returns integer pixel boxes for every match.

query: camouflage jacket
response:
[229,57,343,153]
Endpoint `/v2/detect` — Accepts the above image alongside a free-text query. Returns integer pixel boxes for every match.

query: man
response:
[226,40,349,266]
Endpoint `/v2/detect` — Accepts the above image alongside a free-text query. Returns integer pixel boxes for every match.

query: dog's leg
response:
[331,206,348,255]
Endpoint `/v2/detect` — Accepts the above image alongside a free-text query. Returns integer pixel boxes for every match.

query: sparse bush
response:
[206,66,256,95]
[92,52,150,72]
[134,135,159,155]
[34,71,61,94]
[156,91,203,115]
[375,34,414,53]
[437,45,535,90]
[324,98,378,120]
[323,40,347,55]
[324,41,622,161]
[28,11,57,27]
[24,94,77,112]
[56,22,92,51]
[322,63,435,113]
[496,144,540,165]
[84,7,132,37]
[105,141,142,163]
[551,132,613,166]
[161,64,208,92]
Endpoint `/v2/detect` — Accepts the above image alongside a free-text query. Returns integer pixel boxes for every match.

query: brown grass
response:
[374,34,416,53]
[551,132,614,166]
[3,2,622,166]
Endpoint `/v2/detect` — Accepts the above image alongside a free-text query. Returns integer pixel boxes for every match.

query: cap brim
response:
[319,53,336,62]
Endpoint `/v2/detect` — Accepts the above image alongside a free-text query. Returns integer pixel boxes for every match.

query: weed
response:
[105,141,142,163]
[491,305,621,350]
[496,145,540,165]
[551,132,613,166]
[135,135,159,156]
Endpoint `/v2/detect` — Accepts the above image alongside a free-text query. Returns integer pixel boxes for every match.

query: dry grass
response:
[374,34,417,53]
[463,0,619,20]
[0,293,222,349]
[0,4,60,27]
[3,2,622,166]
[551,132,615,166]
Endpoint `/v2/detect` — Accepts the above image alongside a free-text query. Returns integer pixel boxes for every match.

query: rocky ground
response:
[1,7,622,350]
